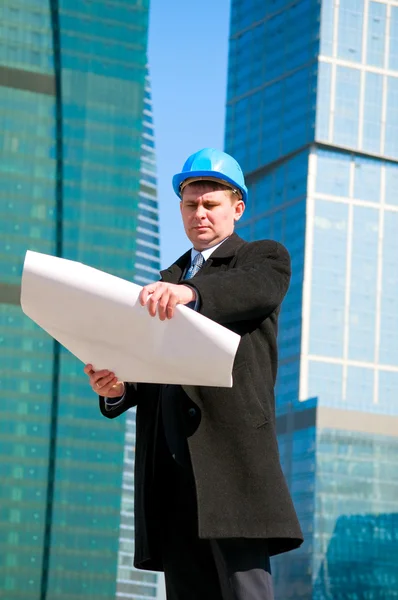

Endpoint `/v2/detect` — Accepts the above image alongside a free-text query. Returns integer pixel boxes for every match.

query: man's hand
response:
[84,364,125,398]
[139,282,196,320]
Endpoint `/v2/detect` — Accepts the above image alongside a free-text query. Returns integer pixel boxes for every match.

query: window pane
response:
[362,72,382,154]
[353,157,381,202]
[346,367,375,410]
[379,211,398,366]
[379,371,398,415]
[308,361,343,406]
[310,200,348,358]
[337,0,364,62]
[316,150,351,196]
[385,163,398,207]
[348,207,379,362]
[316,61,331,141]
[385,77,398,159]
[333,66,360,148]
[366,2,386,67]
[320,0,334,56]
[388,6,398,70]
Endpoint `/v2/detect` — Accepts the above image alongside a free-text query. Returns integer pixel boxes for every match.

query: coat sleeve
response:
[99,382,140,419]
[182,240,291,324]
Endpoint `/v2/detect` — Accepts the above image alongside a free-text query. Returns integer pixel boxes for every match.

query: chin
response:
[190,231,214,248]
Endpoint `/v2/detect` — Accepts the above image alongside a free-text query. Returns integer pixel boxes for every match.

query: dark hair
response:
[182,179,242,200]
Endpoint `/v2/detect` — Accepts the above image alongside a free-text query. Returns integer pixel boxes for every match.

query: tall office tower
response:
[115,70,165,600]
[226,0,398,597]
[0,2,162,599]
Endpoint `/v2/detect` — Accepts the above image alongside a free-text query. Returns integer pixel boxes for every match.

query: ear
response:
[233,200,245,222]
[179,200,183,215]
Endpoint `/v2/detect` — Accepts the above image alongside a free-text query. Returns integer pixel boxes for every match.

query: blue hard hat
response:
[172,148,248,204]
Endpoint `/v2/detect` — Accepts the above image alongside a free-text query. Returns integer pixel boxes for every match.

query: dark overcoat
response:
[99,233,303,571]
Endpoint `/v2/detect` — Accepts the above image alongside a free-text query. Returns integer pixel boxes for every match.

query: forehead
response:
[181,183,229,201]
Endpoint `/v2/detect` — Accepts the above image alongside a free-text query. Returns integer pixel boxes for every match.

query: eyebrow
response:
[184,198,220,204]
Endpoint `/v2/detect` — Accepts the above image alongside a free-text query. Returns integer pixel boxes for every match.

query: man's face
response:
[180,183,245,250]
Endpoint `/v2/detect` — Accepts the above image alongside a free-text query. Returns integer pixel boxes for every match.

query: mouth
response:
[194,226,209,231]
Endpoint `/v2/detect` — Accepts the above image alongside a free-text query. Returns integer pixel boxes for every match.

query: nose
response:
[194,205,206,220]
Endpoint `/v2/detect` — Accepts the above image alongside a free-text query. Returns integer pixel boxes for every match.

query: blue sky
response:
[148,0,231,268]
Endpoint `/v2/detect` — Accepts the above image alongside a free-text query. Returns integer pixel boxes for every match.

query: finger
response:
[149,284,165,303]
[84,364,97,376]
[158,291,171,321]
[96,377,118,395]
[99,377,119,394]
[148,287,166,317]
[166,294,179,320]
[140,284,158,306]
[93,372,113,386]
[139,288,148,306]
[93,372,114,390]
[94,376,115,394]
[104,380,125,398]
[91,369,111,381]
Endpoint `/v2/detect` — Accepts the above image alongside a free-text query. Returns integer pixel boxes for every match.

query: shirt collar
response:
[190,237,230,263]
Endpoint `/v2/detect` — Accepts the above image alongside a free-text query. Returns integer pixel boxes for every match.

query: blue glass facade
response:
[115,70,164,600]
[226,0,398,597]
[0,2,162,599]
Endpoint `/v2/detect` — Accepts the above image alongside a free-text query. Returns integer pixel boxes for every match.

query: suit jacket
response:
[99,232,303,571]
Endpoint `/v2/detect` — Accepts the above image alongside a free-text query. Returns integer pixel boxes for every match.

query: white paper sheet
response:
[20,251,241,387]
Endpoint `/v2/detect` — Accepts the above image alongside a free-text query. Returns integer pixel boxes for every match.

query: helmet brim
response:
[173,170,248,204]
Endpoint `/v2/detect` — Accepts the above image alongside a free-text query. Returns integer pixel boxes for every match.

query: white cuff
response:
[104,392,126,408]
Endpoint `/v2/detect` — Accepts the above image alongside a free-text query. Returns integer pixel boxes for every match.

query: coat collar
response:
[159,232,246,284]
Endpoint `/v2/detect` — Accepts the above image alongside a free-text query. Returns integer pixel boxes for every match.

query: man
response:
[84,148,303,600]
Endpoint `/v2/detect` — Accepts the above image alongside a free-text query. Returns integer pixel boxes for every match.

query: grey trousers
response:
[162,530,274,600]
[157,449,274,600]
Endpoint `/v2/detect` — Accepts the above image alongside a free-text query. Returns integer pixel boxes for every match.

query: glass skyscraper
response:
[0,2,162,599]
[226,0,398,597]
[115,69,165,600]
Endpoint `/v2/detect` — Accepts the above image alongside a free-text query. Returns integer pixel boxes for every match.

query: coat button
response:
[188,408,197,418]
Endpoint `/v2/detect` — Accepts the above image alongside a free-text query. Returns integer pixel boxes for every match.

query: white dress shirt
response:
[190,237,228,266]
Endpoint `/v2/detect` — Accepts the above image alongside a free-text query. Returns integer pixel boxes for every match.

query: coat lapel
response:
[159,249,191,284]
[159,232,246,283]
[200,232,246,273]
